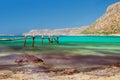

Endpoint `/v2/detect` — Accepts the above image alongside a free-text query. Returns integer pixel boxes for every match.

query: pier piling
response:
[32,36,35,47]
[23,35,59,47]
[24,36,26,47]
[48,37,51,45]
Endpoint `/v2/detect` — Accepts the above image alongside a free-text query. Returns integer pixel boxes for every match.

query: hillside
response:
[24,2,120,36]
[82,2,120,35]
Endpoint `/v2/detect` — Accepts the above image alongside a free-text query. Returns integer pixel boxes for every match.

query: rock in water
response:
[14,54,45,66]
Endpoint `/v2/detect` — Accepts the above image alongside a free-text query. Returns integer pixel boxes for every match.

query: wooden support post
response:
[41,35,44,45]
[51,37,53,43]
[24,36,26,47]
[53,36,59,44]
[48,37,50,45]
[57,36,59,44]
[32,36,35,47]
[42,38,44,45]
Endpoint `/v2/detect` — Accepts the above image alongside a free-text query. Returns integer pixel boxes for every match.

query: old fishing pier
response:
[23,29,66,47]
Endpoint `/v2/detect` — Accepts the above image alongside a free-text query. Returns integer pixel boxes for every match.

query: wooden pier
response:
[22,29,66,47]
[0,29,66,47]
[23,35,59,47]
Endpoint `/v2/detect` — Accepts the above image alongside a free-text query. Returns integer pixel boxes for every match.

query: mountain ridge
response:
[81,2,120,35]
[24,2,120,36]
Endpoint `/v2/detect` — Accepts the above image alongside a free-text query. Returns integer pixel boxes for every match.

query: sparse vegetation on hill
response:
[24,2,120,36]
[82,2,120,35]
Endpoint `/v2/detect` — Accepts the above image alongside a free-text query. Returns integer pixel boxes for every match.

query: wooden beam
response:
[24,36,27,47]
[57,36,59,44]
[48,37,50,45]
[41,35,44,45]
[41,38,44,45]
[32,36,35,47]
[53,36,59,44]
[50,37,53,43]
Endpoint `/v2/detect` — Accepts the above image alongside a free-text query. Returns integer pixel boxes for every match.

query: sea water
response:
[0,36,120,56]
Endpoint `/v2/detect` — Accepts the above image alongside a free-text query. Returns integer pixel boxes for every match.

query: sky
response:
[0,0,120,35]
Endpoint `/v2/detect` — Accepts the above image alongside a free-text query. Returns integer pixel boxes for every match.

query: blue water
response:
[60,36,120,42]
[0,36,120,56]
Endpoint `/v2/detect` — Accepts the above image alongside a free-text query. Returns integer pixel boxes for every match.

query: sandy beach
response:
[1,67,120,80]
[0,53,120,80]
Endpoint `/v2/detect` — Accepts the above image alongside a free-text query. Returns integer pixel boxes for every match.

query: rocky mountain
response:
[82,2,120,35]
[24,2,120,36]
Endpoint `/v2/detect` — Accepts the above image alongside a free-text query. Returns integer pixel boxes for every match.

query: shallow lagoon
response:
[0,36,120,56]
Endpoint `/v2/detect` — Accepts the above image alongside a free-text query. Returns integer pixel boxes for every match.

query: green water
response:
[0,36,120,56]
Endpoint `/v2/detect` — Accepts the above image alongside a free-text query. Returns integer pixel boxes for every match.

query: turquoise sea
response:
[0,36,120,56]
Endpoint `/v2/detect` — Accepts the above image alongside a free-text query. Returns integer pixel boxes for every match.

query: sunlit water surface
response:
[0,36,120,56]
